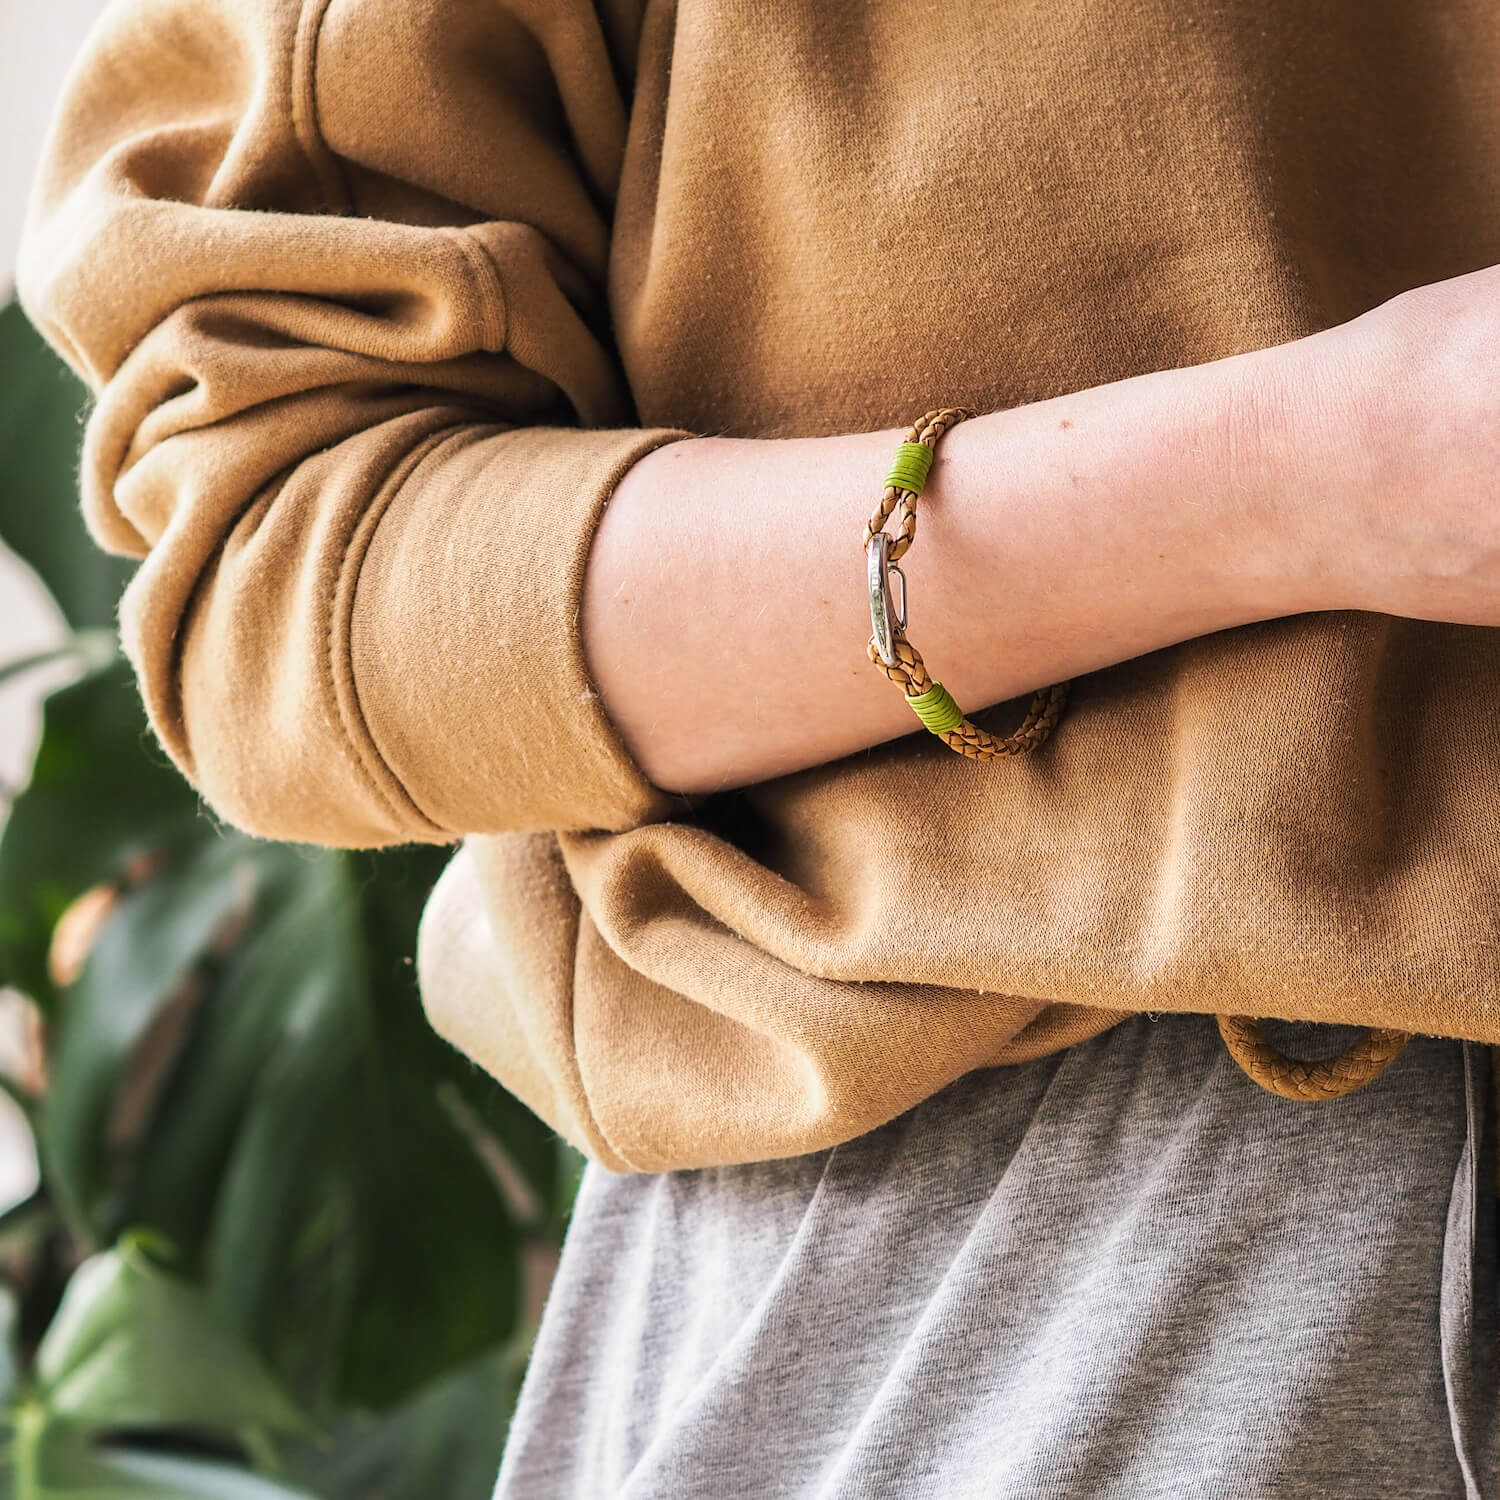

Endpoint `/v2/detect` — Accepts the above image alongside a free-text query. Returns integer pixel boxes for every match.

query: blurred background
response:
[0,7,578,1496]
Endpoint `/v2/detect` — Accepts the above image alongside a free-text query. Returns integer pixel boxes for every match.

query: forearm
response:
[583,337,1337,797]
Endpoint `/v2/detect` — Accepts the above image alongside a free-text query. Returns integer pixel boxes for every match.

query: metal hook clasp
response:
[867,531,908,667]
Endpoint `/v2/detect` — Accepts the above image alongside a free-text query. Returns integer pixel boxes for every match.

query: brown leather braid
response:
[862,408,1069,758]
[867,406,1412,1101]
[1216,1015,1411,1100]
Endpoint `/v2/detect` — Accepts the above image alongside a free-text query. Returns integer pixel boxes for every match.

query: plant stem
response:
[0,631,118,689]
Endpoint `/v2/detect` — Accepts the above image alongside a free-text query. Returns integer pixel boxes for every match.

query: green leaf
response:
[32,1241,311,1442]
[79,1449,318,1500]
[354,847,573,1226]
[285,1336,532,1500]
[113,846,348,1280]
[14,777,548,1422]
[0,300,131,632]
[40,837,257,1244]
[200,858,363,1345]
[121,847,525,1413]
[0,657,205,1008]
[103,844,363,1415]
[12,1412,317,1500]
[330,853,522,1408]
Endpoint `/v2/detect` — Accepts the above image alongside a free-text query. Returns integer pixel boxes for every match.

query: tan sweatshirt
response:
[17,0,1500,1174]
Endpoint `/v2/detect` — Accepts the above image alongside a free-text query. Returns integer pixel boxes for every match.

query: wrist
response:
[911,352,1340,713]
[1224,326,1375,617]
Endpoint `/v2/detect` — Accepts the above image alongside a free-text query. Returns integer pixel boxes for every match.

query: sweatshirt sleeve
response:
[14,0,699,847]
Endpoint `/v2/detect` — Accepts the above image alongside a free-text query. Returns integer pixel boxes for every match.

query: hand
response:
[1299,262,1500,627]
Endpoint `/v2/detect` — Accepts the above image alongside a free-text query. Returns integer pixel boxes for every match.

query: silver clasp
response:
[867,531,907,667]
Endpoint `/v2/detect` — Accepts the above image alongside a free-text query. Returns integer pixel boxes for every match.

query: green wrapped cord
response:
[884,441,934,497]
[865,408,1070,764]
[906,680,964,735]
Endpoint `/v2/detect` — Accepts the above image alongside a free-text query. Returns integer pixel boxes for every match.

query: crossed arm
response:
[583,269,1500,798]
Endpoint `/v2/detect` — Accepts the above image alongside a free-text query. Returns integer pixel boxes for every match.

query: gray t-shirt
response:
[493,1013,1498,1498]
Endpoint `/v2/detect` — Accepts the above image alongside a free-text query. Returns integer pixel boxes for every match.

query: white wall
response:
[2,0,109,288]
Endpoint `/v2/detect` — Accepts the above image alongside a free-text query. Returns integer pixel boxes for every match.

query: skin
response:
[581,262,1500,799]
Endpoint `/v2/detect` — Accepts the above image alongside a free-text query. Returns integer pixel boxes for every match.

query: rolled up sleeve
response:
[15,0,697,847]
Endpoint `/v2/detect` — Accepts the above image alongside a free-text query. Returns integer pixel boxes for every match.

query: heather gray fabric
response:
[493,1014,1498,1499]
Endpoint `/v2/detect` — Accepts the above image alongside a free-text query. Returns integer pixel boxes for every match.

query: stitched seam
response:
[328,420,476,841]
[442,227,510,353]
[290,0,351,213]
[291,0,447,838]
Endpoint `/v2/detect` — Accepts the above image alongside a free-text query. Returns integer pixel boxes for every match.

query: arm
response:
[584,257,1500,799]
[14,0,698,849]
[583,337,1326,796]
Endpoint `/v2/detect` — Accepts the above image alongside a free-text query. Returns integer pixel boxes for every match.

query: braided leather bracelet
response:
[863,406,1069,756]
[863,406,1411,1101]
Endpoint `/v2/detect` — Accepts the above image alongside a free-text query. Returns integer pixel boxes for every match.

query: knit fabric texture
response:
[16,0,1500,1171]
[493,1016,1497,1498]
